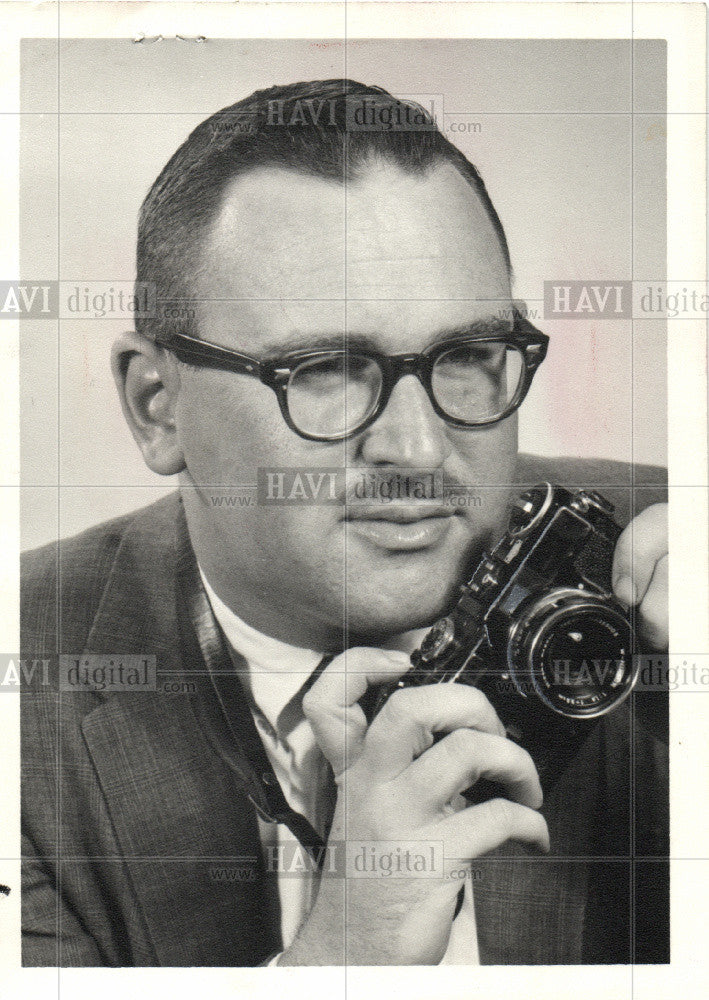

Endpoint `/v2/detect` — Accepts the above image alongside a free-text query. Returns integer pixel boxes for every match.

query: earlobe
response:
[111,331,186,476]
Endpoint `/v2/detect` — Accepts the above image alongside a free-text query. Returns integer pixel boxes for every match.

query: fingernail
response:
[614,574,637,606]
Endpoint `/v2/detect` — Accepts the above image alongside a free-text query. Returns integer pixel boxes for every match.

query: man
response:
[21,80,669,966]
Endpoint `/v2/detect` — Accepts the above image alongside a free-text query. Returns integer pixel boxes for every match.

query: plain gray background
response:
[19,38,667,549]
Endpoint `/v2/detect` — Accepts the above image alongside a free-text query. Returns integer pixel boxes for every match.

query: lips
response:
[344,504,456,524]
[344,504,459,551]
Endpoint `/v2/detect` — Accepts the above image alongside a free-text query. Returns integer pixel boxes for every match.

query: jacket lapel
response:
[80,495,281,965]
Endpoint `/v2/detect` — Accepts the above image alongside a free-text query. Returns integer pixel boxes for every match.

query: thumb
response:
[612,503,668,607]
[302,647,411,776]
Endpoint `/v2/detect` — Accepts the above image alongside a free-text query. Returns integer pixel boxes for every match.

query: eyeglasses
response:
[155,309,548,442]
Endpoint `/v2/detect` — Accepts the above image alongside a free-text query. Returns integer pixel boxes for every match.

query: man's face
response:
[175,161,516,647]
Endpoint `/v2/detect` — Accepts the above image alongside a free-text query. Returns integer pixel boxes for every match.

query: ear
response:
[111,331,186,476]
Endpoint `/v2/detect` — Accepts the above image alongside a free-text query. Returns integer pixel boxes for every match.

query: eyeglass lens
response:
[285,343,525,438]
[431,342,523,422]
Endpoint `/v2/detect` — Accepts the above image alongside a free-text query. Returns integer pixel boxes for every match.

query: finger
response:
[636,552,668,650]
[440,797,550,857]
[363,683,506,780]
[612,503,668,607]
[402,729,543,810]
[302,647,411,775]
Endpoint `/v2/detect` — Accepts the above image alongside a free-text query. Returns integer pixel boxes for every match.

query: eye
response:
[293,355,347,389]
[430,341,525,421]
[291,353,380,387]
[286,353,384,437]
[435,341,507,376]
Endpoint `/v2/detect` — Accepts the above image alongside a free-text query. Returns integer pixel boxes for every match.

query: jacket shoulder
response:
[517,453,667,487]
[516,454,667,528]
[21,493,180,653]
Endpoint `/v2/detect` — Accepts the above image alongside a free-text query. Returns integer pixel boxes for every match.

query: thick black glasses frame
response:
[156,309,549,442]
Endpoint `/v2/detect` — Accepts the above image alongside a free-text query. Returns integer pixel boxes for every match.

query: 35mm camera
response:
[373,483,639,790]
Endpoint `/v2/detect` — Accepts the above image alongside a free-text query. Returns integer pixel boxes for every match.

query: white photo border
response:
[0,3,706,999]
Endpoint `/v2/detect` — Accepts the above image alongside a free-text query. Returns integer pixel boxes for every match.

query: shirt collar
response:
[198,566,428,736]
[199,567,323,737]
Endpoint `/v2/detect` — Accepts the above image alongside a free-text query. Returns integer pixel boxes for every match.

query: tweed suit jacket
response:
[20,454,669,967]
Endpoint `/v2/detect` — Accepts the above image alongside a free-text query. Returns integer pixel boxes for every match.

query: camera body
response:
[374,483,639,791]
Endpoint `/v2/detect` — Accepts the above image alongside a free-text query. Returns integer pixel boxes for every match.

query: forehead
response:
[196,161,511,354]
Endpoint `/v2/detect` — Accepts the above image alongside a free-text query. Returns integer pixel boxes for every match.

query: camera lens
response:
[507,589,638,717]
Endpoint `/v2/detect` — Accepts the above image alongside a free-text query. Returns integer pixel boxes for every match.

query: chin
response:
[342,575,459,642]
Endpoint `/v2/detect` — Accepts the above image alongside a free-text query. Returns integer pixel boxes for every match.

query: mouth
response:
[344,505,460,551]
[345,504,456,523]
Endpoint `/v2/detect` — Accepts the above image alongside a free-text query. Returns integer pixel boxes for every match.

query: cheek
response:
[447,417,518,533]
[450,414,518,478]
[175,371,348,553]
[175,371,302,479]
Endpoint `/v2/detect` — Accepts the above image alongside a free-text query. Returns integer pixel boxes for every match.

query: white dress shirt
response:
[200,570,479,964]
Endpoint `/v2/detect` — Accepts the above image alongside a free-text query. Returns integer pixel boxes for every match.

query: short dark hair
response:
[136,79,511,341]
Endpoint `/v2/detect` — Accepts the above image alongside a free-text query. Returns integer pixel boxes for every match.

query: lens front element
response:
[507,588,638,717]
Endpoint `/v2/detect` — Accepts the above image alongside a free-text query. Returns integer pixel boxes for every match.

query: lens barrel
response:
[506,588,638,717]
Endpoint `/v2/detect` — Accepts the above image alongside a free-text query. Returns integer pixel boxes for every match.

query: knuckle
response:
[633,507,668,556]
[381,685,416,720]
[449,682,489,710]
[633,533,658,563]
[341,646,370,667]
[531,811,550,841]
[347,645,395,670]
[612,537,632,575]
[639,618,668,650]
[442,727,479,760]
[462,685,492,715]
[653,552,669,579]
[512,741,537,776]
[614,521,634,553]
[644,502,668,530]
[485,796,518,830]
[469,685,492,708]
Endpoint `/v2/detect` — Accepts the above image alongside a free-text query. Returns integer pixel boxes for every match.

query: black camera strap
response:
[176,534,333,867]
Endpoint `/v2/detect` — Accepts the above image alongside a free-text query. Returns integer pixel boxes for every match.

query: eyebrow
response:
[259,315,514,357]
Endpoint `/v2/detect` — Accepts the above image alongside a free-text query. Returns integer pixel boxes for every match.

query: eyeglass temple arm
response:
[512,306,549,365]
[156,332,262,375]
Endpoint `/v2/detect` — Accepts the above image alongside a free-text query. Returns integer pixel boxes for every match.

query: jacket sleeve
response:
[22,834,105,967]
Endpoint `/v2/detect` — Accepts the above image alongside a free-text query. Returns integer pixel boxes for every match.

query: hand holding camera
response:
[280,650,549,965]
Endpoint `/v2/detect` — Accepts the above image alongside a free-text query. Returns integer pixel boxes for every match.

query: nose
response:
[357,374,453,468]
